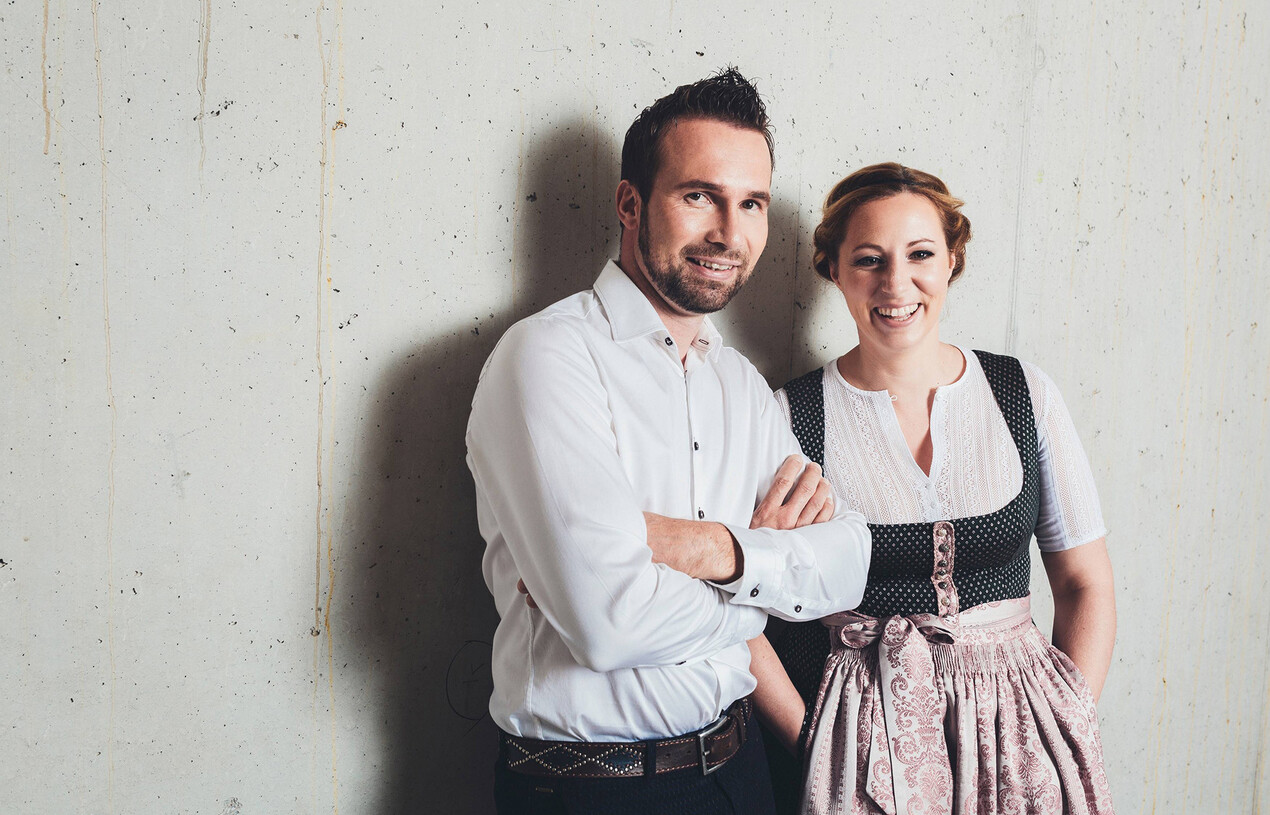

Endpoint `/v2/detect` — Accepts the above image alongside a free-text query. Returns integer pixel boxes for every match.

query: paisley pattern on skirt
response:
[801,596,1114,815]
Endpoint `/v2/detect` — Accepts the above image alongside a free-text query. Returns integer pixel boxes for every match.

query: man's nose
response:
[705,208,743,249]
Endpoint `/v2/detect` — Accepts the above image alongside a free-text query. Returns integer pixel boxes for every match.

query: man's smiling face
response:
[633,118,772,315]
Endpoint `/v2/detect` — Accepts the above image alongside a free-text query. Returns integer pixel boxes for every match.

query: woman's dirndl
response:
[775,351,1114,814]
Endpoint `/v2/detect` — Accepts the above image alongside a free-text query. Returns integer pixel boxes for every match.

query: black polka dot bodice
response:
[768,350,1041,705]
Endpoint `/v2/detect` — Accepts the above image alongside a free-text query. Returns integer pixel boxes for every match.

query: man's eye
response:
[741,200,764,211]
[685,192,709,203]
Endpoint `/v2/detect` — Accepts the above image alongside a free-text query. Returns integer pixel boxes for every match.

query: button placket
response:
[931,521,959,618]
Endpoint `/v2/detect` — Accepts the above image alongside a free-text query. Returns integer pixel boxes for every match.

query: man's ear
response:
[615,180,642,232]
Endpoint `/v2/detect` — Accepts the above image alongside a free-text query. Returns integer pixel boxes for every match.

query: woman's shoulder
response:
[773,361,836,423]
[780,363,831,393]
[960,349,1058,393]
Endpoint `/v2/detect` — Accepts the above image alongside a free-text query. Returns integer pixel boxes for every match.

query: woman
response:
[750,163,1116,814]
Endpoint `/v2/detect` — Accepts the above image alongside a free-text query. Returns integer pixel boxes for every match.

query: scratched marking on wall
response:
[445,641,494,729]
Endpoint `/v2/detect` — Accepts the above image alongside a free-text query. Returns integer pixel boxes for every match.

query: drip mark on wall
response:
[41,0,51,154]
[197,0,212,175]
[1003,2,1040,356]
[313,1,346,811]
[91,2,117,811]
[510,97,525,311]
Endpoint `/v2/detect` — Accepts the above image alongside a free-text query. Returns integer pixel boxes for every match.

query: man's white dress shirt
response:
[466,261,870,742]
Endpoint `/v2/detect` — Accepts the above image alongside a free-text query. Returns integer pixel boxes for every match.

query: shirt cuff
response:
[714,523,785,607]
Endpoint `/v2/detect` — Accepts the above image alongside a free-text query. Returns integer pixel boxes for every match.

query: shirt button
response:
[664,336,673,346]
[750,587,760,598]
[698,509,705,519]
[794,604,802,613]
[693,441,700,451]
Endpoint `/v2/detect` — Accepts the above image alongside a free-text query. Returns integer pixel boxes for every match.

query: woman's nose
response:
[878,261,907,292]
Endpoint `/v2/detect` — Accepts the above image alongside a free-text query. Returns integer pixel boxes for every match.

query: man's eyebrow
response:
[672,179,772,203]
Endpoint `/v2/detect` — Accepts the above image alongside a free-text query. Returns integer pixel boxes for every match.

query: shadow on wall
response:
[345,114,620,815]
[724,184,808,387]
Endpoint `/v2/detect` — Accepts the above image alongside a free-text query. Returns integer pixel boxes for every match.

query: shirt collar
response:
[593,260,724,359]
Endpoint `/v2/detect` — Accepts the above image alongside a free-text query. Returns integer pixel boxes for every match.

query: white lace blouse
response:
[775,347,1106,552]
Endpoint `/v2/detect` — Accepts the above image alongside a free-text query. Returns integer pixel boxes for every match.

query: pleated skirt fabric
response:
[801,597,1114,815]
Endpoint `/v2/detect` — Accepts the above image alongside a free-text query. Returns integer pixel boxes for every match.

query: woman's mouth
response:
[873,304,920,325]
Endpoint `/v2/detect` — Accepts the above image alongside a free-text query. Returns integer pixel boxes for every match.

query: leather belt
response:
[500,696,751,778]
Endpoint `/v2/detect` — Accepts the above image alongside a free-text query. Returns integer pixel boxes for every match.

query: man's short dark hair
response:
[620,67,774,202]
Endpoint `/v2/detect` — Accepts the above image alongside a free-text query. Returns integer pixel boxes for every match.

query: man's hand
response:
[516,578,538,609]
[516,517,740,611]
[644,513,742,583]
[516,456,834,608]
[750,455,835,530]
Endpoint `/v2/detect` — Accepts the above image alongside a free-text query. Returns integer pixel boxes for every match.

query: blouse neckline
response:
[827,343,975,403]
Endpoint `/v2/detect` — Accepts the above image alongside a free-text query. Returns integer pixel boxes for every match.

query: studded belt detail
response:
[500,696,751,778]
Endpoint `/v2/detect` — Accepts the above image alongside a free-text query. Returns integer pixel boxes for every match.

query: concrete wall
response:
[3,1,1267,812]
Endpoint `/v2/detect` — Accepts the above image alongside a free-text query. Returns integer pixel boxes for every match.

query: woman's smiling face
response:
[830,192,957,353]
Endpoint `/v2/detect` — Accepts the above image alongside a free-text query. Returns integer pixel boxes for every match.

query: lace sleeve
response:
[1023,362,1108,551]
[774,386,792,425]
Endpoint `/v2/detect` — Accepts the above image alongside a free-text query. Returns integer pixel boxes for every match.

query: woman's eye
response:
[910,250,935,261]
[853,256,881,267]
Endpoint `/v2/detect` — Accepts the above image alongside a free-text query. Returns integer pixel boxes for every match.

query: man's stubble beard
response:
[637,215,752,315]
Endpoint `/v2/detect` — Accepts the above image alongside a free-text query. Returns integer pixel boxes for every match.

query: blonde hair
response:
[812,163,972,282]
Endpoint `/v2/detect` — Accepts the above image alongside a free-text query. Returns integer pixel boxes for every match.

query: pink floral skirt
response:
[801,596,1114,814]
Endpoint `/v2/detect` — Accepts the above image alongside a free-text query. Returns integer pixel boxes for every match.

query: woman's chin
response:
[861,321,932,352]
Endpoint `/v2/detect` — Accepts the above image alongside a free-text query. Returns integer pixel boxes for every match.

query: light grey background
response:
[3,1,1267,813]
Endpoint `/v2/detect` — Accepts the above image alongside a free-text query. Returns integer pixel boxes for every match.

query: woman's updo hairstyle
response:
[812,162,972,283]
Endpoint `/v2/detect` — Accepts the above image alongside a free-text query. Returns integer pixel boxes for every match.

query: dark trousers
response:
[494,721,777,815]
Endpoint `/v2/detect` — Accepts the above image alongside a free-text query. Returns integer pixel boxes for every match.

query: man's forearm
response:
[643,513,742,582]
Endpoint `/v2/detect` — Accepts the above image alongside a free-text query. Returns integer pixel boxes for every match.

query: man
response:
[466,69,871,814]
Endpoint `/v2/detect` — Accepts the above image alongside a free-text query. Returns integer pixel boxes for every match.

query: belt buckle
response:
[696,713,730,776]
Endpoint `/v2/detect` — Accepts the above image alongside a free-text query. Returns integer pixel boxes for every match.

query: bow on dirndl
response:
[812,610,963,814]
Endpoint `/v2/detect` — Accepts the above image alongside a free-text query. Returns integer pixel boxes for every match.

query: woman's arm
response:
[748,633,807,754]
[1040,538,1116,701]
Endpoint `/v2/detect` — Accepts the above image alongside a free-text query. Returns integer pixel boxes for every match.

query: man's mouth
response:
[687,256,741,278]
